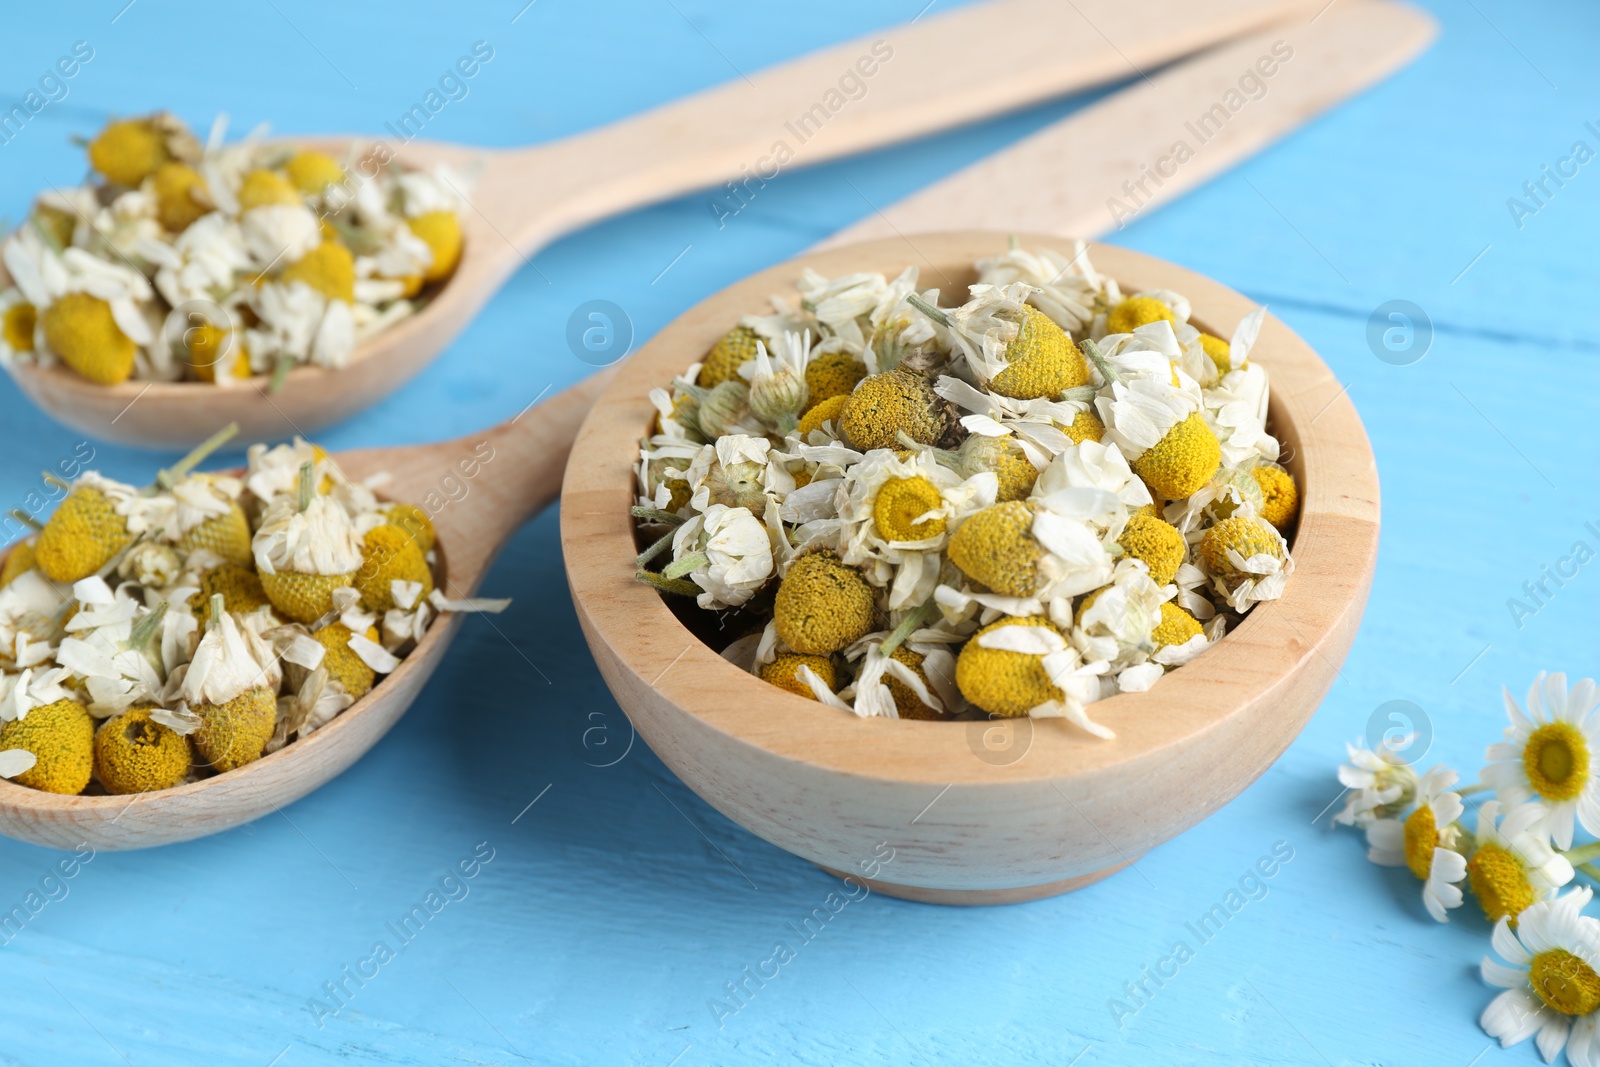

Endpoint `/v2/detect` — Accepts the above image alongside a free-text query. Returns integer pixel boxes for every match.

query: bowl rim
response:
[560,232,1380,787]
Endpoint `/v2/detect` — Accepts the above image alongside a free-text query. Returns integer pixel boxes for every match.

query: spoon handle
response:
[818,0,1437,247]
[478,0,1325,250]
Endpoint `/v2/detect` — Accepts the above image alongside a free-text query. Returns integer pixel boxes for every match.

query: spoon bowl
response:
[0,0,1328,448]
[560,233,1381,904]
[0,371,606,850]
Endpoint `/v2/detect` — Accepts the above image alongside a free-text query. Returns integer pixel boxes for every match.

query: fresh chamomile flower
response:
[833,449,996,611]
[1364,765,1468,922]
[1334,738,1421,827]
[914,282,1089,400]
[1479,886,1600,1064]
[974,241,1103,334]
[773,551,878,655]
[1468,800,1575,925]
[668,503,776,611]
[1483,673,1600,850]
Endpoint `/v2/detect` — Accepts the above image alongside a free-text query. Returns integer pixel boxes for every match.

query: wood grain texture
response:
[0,371,609,850]
[560,233,1381,901]
[2,0,1325,450]
[821,0,1439,247]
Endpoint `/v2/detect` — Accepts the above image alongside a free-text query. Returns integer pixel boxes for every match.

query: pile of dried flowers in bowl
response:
[631,241,1298,738]
[0,111,465,389]
[1336,673,1600,1066]
[0,427,503,796]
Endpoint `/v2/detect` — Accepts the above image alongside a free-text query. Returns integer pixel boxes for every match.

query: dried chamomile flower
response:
[253,463,363,623]
[1198,514,1293,610]
[804,350,867,410]
[1117,511,1187,587]
[94,705,192,794]
[355,524,433,614]
[699,324,763,388]
[773,551,877,655]
[183,596,282,772]
[912,284,1090,400]
[0,698,95,794]
[838,368,958,451]
[760,653,837,700]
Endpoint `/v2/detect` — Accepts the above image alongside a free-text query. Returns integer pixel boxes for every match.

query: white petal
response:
[0,749,38,778]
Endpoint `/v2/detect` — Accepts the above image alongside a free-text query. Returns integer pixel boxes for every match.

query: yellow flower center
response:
[1467,843,1536,924]
[1403,804,1437,881]
[1524,722,1590,801]
[3,301,36,352]
[873,476,945,542]
[1530,950,1600,1016]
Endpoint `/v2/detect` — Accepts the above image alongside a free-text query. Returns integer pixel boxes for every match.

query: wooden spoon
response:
[0,0,1429,851]
[4,0,1327,450]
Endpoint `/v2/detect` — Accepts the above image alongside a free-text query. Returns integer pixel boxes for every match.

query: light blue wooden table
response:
[1,2,1595,1063]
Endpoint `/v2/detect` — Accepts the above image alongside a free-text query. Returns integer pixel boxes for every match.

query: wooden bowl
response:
[560,232,1380,905]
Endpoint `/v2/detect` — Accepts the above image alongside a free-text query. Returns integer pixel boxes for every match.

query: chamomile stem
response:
[41,471,72,491]
[1578,861,1600,884]
[905,293,952,329]
[157,421,240,489]
[630,506,686,526]
[634,570,701,597]
[880,596,935,657]
[635,530,676,569]
[1080,337,1119,384]
[268,354,295,395]
[128,601,168,650]
[662,551,708,581]
[1457,783,1491,798]
[1564,842,1600,865]
[8,509,43,532]
[297,461,315,512]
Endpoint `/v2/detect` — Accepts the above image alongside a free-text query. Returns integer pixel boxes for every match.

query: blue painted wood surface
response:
[0,1,1595,1063]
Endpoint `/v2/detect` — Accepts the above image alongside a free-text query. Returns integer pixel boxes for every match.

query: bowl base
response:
[818,857,1136,906]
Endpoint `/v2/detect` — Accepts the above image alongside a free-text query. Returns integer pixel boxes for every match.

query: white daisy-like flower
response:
[1468,800,1575,926]
[684,434,795,514]
[668,503,775,611]
[253,494,364,576]
[1484,673,1600,850]
[1364,764,1468,922]
[1480,885,1600,1065]
[1333,737,1420,827]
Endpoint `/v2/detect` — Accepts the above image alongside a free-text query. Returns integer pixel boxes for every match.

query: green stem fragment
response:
[635,530,676,569]
[634,570,701,597]
[209,593,226,629]
[1564,842,1600,865]
[1080,338,1119,385]
[296,461,316,512]
[41,472,72,492]
[268,354,296,395]
[8,509,43,532]
[128,601,168,652]
[879,596,935,657]
[905,293,952,329]
[662,551,708,581]
[630,506,687,526]
[156,421,240,490]
[1579,862,1600,885]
